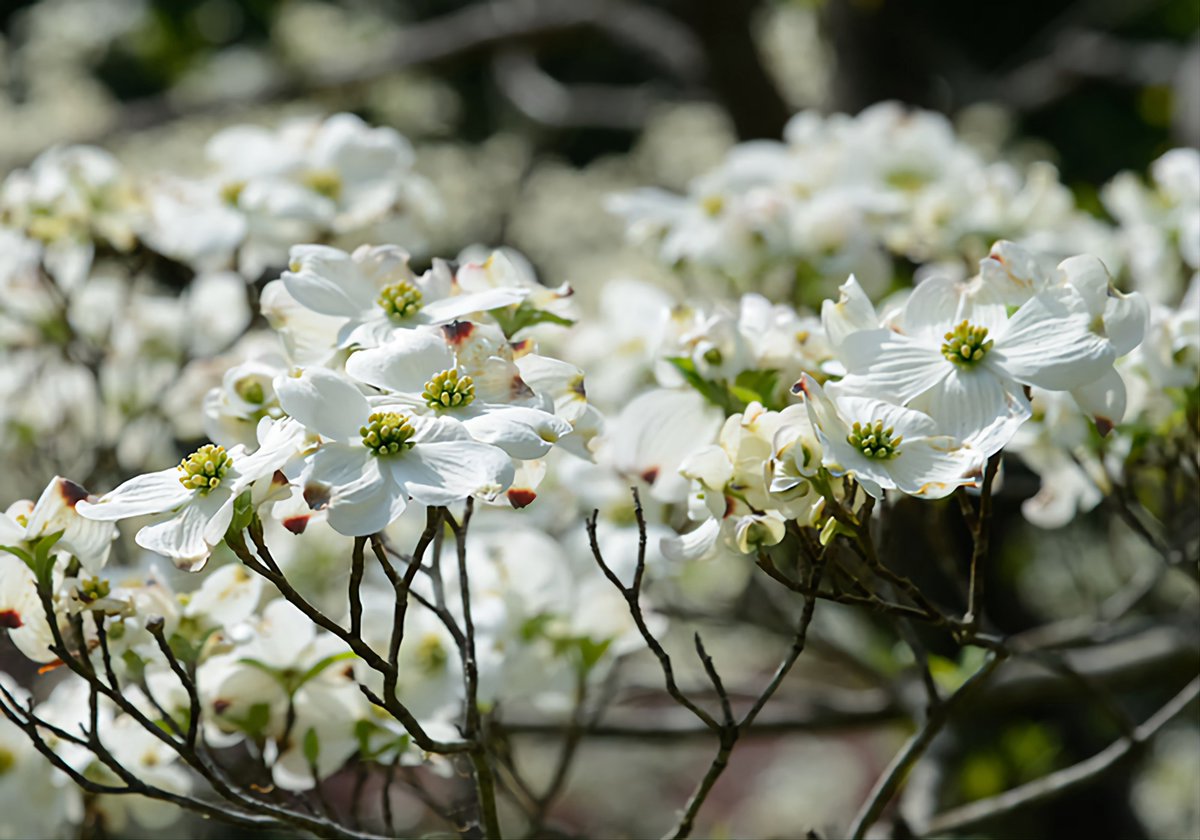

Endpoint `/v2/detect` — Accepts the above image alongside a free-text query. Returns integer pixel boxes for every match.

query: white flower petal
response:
[459,407,571,459]
[345,330,454,394]
[420,287,528,323]
[276,368,369,441]
[886,437,984,499]
[912,367,1030,457]
[661,518,721,562]
[305,447,402,537]
[1071,366,1127,432]
[135,502,216,572]
[836,330,948,404]
[991,287,1115,391]
[77,469,192,521]
[282,245,376,317]
[389,441,514,507]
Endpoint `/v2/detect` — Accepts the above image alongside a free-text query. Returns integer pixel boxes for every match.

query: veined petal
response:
[990,287,1115,391]
[276,368,369,441]
[282,245,377,317]
[389,441,514,507]
[832,395,941,440]
[135,503,214,572]
[345,330,454,394]
[77,469,192,521]
[912,367,1030,457]
[303,446,400,537]
[420,287,528,323]
[835,329,948,404]
[885,437,985,499]
[459,407,572,459]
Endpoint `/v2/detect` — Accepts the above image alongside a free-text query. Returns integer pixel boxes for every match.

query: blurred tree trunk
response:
[678,0,791,139]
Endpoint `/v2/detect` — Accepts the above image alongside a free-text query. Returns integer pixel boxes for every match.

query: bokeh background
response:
[1,1,1198,838]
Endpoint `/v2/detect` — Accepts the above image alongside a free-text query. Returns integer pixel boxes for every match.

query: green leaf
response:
[30,531,64,590]
[666,357,736,413]
[732,369,781,409]
[0,545,33,567]
[232,702,272,738]
[293,651,358,691]
[226,489,255,538]
[494,303,575,338]
[302,727,320,766]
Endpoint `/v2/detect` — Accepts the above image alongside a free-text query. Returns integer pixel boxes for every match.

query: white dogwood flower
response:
[76,420,303,571]
[282,244,527,349]
[345,328,571,459]
[796,374,984,499]
[276,367,514,536]
[832,273,1121,455]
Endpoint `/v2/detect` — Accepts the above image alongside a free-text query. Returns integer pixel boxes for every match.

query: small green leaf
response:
[494,303,575,338]
[302,727,320,765]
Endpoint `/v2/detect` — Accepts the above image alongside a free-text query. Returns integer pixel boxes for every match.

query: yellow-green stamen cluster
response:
[847,420,902,460]
[360,411,416,456]
[302,168,342,201]
[377,281,423,320]
[941,320,994,367]
[179,444,232,493]
[415,633,448,674]
[422,368,475,409]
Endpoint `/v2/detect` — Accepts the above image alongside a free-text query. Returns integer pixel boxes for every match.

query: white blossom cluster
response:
[0,103,1196,836]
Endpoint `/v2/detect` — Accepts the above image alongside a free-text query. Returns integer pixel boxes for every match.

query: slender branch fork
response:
[3,449,1194,839]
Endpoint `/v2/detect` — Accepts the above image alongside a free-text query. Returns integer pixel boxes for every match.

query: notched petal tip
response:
[56,478,90,509]
[302,481,332,511]
[1093,415,1114,437]
[282,515,310,535]
[506,488,537,509]
[0,609,23,629]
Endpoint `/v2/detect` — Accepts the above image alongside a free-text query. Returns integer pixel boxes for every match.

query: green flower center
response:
[422,369,475,409]
[415,633,448,674]
[377,281,423,320]
[235,378,265,405]
[178,444,232,493]
[360,411,416,456]
[941,320,994,367]
[847,420,902,460]
[302,168,342,201]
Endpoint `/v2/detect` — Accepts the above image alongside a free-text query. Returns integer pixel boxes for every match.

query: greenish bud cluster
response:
[302,168,343,201]
[235,378,266,405]
[422,368,475,409]
[847,420,902,460]
[360,411,416,456]
[78,576,111,604]
[377,281,423,320]
[415,633,448,674]
[179,444,232,493]
[941,320,994,367]
[0,746,13,775]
